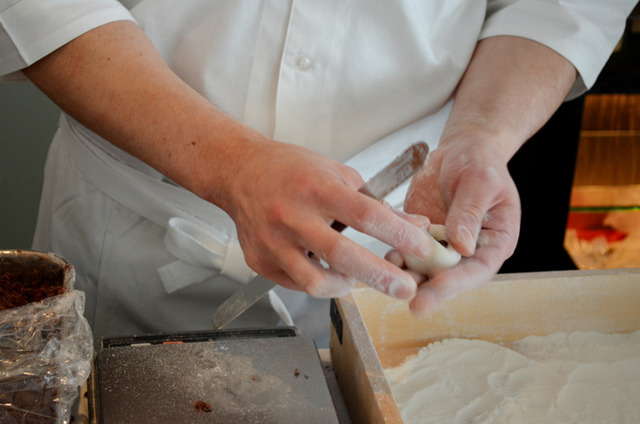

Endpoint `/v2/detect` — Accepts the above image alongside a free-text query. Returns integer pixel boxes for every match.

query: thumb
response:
[445,166,503,256]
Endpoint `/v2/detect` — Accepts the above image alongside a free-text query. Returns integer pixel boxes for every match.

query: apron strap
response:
[159,217,256,293]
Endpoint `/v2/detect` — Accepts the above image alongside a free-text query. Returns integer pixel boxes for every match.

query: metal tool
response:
[212,141,429,329]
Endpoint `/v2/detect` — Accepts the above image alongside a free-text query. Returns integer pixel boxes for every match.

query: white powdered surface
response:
[384,330,640,424]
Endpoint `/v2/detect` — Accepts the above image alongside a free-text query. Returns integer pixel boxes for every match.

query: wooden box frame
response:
[329,268,640,423]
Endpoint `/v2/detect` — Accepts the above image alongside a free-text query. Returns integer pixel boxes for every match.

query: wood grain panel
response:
[573,94,640,186]
[573,133,640,186]
[581,94,640,130]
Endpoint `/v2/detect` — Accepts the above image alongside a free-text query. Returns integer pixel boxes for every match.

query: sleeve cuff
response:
[0,0,136,77]
[480,0,633,99]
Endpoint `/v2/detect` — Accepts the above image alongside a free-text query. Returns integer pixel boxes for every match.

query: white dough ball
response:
[402,224,462,275]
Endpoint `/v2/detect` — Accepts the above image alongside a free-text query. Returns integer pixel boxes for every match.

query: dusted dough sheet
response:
[385,330,640,424]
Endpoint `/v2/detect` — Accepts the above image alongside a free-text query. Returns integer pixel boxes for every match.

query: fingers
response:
[384,249,404,268]
[298,203,433,299]
[325,191,435,261]
[445,165,520,257]
[275,186,436,298]
[253,245,356,298]
[409,260,492,315]
[444,166,499,255]
[257,205,425,300]
[408,227,517,316]
[283,251,357,298]
[269,234,415,300]
[381,199,431,229]
[305,220,419,299]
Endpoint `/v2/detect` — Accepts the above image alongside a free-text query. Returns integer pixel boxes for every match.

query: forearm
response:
[22,20,262,213]
[442,35,578,160]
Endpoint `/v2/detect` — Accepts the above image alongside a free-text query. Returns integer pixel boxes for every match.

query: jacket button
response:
[295,57,313,71]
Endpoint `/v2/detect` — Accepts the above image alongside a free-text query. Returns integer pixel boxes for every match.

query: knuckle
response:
[264,202,290,226]
[461,204,485,222]
[291,171,320,197]
[300,273,323,295]
[368,272,396,295]
[390,223,408,249]
[321,236,350,263]
[478,165,500,179]
[353,203,379,233]
[343,166,365,188]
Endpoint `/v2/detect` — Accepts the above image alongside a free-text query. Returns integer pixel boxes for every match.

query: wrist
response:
[438,114,519,163]
[181,115,272,217]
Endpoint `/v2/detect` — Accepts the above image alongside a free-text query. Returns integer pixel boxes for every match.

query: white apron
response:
[32,115,289,339]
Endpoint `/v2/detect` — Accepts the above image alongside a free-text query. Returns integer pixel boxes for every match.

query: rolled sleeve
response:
[481,0,637,99]
[0,0,136,78]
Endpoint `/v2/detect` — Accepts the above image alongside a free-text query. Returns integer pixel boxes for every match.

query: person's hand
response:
[220,138,436,299]
[386,35,577,316]
[388,136,521,315]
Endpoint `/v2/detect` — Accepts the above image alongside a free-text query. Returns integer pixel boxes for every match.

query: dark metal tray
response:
[89,327,340,423]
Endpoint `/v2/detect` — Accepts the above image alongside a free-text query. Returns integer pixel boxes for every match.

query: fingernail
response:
[457,225,475,253]
[387,275,416,300]
[409,289,442,317]
[411,303,438,318]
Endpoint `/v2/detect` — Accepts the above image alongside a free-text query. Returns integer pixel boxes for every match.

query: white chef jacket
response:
[0,1,634,342]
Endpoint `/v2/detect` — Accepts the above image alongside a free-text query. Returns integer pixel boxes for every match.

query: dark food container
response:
[0,250,93,424]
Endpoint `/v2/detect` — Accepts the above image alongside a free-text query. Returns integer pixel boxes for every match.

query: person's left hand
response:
[386,136,521,315]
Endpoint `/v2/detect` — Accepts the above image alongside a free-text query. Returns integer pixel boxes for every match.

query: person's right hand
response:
[216,137,436,300]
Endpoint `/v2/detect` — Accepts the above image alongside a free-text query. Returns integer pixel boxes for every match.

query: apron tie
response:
[158,217,293,325]
[158,217,256,294]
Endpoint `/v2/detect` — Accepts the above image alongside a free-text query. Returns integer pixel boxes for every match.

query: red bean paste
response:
[194,400,213,413]
[0,253,66,311]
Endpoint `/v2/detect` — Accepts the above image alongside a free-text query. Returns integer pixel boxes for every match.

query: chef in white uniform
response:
[1,1,635,344]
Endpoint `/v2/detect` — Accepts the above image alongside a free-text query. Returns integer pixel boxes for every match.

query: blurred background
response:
[0,82,60,249]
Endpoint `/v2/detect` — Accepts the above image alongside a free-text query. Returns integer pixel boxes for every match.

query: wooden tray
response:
[329,268,640,424]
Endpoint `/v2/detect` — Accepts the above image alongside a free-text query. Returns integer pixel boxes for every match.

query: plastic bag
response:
[0,289,93,424]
